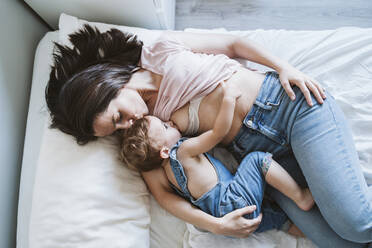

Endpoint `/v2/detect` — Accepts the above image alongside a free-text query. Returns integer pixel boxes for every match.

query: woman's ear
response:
[160,147,170,159]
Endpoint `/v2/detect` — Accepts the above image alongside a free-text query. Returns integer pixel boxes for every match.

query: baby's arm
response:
[179,82,241,157]
[264,158,314,211]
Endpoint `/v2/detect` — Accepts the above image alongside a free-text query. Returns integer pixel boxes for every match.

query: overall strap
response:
[169,138,194,201]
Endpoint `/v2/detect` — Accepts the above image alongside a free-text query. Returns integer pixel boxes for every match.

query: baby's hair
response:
[119,118,163,172]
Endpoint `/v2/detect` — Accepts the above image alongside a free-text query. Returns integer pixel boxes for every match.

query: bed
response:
[17,13,372,248]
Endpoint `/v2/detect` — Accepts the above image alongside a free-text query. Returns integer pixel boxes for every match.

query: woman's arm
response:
[141,167,262,237]
[168,31,326,106]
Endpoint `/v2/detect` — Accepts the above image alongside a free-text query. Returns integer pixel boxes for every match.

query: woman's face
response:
[93,87,149,137]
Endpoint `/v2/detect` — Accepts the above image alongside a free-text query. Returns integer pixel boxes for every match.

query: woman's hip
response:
[226,71,344,159]
[226,72,372,242]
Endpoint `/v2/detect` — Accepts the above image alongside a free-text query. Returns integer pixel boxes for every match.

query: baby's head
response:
[120,116,181,171]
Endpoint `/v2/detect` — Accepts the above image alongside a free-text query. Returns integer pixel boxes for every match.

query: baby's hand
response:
[220,81,242,100]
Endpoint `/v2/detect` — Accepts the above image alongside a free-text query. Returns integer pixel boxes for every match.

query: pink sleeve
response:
[140,32,190,75]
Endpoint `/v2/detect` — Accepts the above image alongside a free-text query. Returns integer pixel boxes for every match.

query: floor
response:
[175,0,372,31]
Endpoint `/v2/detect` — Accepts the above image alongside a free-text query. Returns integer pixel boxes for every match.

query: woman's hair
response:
[45,24,143,144]
[119,118,163,172]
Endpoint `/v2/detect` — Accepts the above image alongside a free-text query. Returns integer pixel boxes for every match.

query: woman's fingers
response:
[236,205,256,215]
[305,80,324,105]
[219,205,262,237]
[241,213,262,237]
[249,212,262,227]
[219,205,258,237]
[278,66,326,106]
[312,79,327,99]
[245,212,262,228]
[237,206,262,235]
[291,78,325,106]
[296,80,313,106]
[279,75,296,101]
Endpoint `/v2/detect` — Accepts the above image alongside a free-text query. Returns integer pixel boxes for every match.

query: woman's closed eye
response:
[117,112,123,123]
[112,112,123,129]
[163,123,168,129]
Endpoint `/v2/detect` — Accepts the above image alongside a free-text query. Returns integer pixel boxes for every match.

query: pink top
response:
[140,32,242,121]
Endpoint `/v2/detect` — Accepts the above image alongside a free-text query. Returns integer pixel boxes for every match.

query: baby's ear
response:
[160,147,170,159]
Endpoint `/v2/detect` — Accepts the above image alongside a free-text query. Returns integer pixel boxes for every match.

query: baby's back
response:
[163,153,218,200]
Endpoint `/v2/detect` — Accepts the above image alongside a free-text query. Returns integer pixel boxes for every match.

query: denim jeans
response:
[169,138,288,233]
[227,72,372,247]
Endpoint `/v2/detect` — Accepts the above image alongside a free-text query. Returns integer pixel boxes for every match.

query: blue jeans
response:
[226,72,372,247]
[169,138,288,233]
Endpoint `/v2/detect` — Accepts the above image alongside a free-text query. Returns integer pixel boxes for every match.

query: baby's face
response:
[145,116,181,148]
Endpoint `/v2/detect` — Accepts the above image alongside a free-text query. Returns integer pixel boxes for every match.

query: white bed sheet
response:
[183,27,372,248]
[17,14,372,248]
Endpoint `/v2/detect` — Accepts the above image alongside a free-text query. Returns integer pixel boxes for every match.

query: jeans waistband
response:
[226,71,287,151]
[245,71,284,124]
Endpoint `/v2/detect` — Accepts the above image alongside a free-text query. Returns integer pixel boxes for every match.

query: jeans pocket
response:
[257,122,287,146]
[242,117,288,147]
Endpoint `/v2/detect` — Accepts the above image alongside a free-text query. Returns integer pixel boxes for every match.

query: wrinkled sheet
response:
[183,27,372,248]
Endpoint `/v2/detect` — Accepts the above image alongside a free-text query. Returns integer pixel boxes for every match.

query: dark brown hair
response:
[45,24,143,144]
[119,118,163,172]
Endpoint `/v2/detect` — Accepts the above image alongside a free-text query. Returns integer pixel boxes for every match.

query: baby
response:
[120,82,314,234]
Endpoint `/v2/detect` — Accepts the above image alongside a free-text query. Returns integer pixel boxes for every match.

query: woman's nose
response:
[116,119,134,129]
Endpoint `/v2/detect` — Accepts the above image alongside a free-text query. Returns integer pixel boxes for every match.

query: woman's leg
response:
[227,72,371,245]
[227,124,368,246]
[267,153,367,248]
[290,92,372,243]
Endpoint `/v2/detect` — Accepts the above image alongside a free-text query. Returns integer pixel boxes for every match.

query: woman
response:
[46,25,371,247]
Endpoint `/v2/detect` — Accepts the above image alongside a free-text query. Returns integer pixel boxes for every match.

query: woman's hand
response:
[278,65,326,106]
[214,205,262,238]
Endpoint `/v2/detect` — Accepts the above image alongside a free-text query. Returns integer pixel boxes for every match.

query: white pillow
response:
[28,13,187,248]
[30,125,151,248]
[30,13,157,248]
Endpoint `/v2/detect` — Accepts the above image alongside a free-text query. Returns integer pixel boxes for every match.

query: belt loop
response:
[254,100,273,110]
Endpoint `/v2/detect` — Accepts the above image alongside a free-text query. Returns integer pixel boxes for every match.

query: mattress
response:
[17,13,372,248]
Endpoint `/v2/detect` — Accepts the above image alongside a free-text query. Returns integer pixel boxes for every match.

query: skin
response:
[148,82,240,199]
[94,84,150,137]
[146,116,182,151]
[93,31,327,237]
[146,86,311,237]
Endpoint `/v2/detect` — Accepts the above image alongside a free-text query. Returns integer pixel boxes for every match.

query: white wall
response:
[0,0,49,247]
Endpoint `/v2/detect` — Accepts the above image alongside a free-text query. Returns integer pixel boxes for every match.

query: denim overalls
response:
[169,138,288,233]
